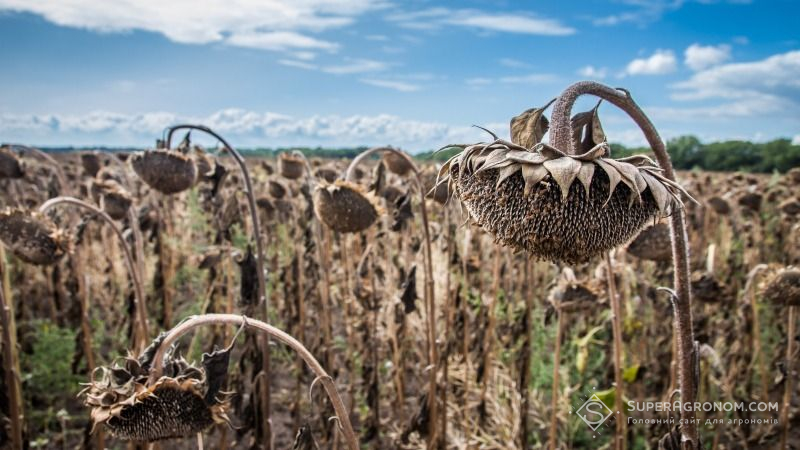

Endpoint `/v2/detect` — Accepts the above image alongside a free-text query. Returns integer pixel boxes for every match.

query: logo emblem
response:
[574,393,614,431]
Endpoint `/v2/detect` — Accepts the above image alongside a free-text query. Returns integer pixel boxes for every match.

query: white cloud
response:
[625,49,677,75]
[0,109,494,149]
[466,77,492,86]
[577,65,608,79]
[276,58,389,74]
[227,31,339,52]
[499,58,531,69]
[684,43,731,71]
[792,134,800,145]
[0,0,385,52]
[593,0,751,27]
[359,79,420,92]
[388,8,575,36]
[322,58,388,74]
[278,59,318,70]
[671,50,800,101]
[499,73,557,84]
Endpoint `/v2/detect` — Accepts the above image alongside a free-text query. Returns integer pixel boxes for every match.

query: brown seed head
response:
[627,222,672,262]
[82,354,231,442]
[382,151,413,176]
[0,208,69,265]
[435,141,688,264]
[313,181,381,233]
[268,179,288,199]
[0,147,24,179]
[81,152,102,177]
[92,180,133,220]
[131,150,197,194]
[278,153,305,179]
[762,267,800,307]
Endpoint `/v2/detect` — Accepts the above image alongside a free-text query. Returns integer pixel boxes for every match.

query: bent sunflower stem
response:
[344,147,439,447]
[38,196,149,350]
[147,313,359,450]
[549,80,698,449]
[164,124,273,444]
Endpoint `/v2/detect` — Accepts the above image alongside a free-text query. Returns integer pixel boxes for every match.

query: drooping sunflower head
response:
[131,149,197,195]
[0,208,70,265]
[313,180,382,233]
[626,222,672,262]
[81,337,233,442]
[761,267,800,307]
[278,152,305,180]
[432,101,693,265]
[91,180,133,220]
[0,146,24,179]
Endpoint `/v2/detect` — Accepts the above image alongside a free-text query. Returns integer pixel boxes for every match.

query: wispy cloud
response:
[360,78,421,92]
[0,108,490,149]
[227,31,339,52]
[499,73,558,84]
[388,8,575,36]
[277,57,389,74]
[323,58,388,74]
[593,0,751,27]
[624,49,677,75]
[498,58,531,69]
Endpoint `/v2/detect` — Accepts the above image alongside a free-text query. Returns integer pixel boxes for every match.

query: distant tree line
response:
[32,136,800,173]
[416,136,800,173]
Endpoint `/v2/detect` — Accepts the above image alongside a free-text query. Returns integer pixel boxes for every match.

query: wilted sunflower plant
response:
[432,81,701,448]
[81,314,359,448]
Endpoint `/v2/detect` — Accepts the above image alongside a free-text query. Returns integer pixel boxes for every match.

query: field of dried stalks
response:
[0,95,799,450]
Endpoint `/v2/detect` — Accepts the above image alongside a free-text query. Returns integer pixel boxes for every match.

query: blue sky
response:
[1,0,798,150]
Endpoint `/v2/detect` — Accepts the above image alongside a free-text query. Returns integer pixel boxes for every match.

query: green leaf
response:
[623,364,641,383]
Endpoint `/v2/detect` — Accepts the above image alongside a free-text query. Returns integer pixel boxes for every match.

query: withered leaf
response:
[238,245,258,307]
[570,101,607,153]
[509,99,555,149]
[293,423,320,450]
[202,345,232,405]
[399,265,418,314]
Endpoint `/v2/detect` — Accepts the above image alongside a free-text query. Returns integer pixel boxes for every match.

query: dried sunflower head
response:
[314,166,338,183]
[81,152,102,177]
[313,181,382,233]
[278,153,305,180]
[382,151,413,176]
[131,149,197,194]
[761,267,800,307]
[92,180,133,221]
[627,222,672,262]
[432,102,693,265]
[268,179,288,199]
[0,208,69,265]
[0,146,24,179]
[81,337,233,442]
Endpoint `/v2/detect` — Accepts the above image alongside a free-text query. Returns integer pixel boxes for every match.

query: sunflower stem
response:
[550,80,699,449]
[147,313,359,450]
[0,246,24,450]
[39,196,150,351]
[344,147,440,448]
[165,124,273,445]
